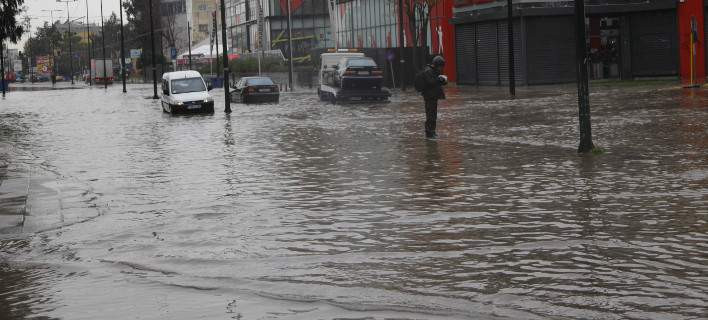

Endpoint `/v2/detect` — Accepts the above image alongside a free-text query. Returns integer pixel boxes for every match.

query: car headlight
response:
[204,98,212,103]
[177,101,184,106]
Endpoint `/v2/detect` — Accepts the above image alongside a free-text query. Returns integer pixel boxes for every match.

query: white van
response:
[160,71,214,113]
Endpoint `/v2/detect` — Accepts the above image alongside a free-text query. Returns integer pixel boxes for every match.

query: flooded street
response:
[0,83,706,319]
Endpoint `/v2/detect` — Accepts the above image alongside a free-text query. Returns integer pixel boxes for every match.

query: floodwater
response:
[0,83,706,319]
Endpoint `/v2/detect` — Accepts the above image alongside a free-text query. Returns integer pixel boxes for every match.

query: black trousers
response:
[424,99,438,137]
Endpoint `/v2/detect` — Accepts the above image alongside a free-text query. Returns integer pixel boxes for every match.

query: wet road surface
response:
[0,83,707,319]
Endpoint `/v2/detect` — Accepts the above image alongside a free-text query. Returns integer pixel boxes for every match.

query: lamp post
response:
[507,0,515,97]
[148,0,158,99]
[398,0,405,90]
[100,0,107,89]
[1,41,5,97]
[41,9,63,84]
[286,0,293,91]
[23,16,34,84]
[219,0,230,112]
[187,20,193,70]
[57,0,77,85]
[85,0,91,86]
[119,0,126,92]
[575,0,594,153]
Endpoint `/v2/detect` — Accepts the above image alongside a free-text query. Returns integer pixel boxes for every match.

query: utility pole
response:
[100,0,107,89]
[213,11,219,75]
[507,0,515,97]
[188,20,193,70]
[219,0,231,113]
[575,0,594,153]
[1,41,5,97]
[286,0,294,91]
[119,0,127,92]
[42,9,62,85]
[398,0,405,90]
[148,0,158,99]
[24,16,33,84]
[57,0,77,85]
[85,0,91,86]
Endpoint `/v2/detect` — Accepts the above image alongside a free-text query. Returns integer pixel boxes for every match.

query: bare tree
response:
[401,0,440,70]
[162,9,178,49]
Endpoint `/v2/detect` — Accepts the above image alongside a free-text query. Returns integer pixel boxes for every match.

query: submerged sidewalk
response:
[0,145,101,237]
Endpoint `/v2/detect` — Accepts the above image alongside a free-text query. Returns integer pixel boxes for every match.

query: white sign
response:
[13,61,22,72]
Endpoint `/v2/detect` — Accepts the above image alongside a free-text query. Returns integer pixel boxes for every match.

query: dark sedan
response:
[231,77,280,103]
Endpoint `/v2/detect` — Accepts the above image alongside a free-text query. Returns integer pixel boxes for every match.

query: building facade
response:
[188,0,218,46]
[218,0,458,83]
[160,0,190,58]
[452,0,707,85]
[225,0,331,63]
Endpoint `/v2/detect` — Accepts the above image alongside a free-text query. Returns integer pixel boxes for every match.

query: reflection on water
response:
[0,84,706,319]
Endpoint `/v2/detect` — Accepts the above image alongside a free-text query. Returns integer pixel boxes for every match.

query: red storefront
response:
[427,0,458,82]
[678,0,706,86]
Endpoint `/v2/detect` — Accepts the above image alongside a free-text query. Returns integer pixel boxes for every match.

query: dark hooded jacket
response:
[420,64,446,101]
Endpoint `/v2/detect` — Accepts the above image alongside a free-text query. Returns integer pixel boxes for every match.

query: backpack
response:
[414,68,427,92]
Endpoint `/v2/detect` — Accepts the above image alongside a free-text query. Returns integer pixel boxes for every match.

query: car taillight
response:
[371,70,383,76]
[344,70,356,76]
[248,87,255,93]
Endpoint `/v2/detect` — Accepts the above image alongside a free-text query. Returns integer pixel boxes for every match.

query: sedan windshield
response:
[246,78,274,86]
[171,77,206,94]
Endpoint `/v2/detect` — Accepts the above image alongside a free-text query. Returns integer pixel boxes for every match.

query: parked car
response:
[160,70,214,114]
[231,76,280,103]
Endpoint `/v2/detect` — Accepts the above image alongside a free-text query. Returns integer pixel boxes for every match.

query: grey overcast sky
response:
[7,0,123,49]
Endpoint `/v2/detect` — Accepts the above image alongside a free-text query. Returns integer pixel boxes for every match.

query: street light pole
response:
[148,0,158,99]
[42,9,62,85]
[575,0,594,153]
[188,20,193,70]
[286,0,293,91]
[398,0,405,90]
[219,0,230,112]
[57,0,77,85]
[1,41,5,97]
[119,0,126,92]
[507,0,515,97]
[85,0,91,86]
[100,0,107,89]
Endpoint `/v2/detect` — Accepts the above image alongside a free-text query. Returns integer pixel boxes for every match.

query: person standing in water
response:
[415,56,448,139]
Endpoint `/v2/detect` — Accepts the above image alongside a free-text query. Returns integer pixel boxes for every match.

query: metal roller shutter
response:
[630,10,678,77]
[455,24,477,85]
[477,21,500,85]
[705,7,708,76]
[525,16,576,85]
[497,19,525,86]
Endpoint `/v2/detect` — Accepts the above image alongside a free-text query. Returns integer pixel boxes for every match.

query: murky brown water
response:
[1,83,706,319]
